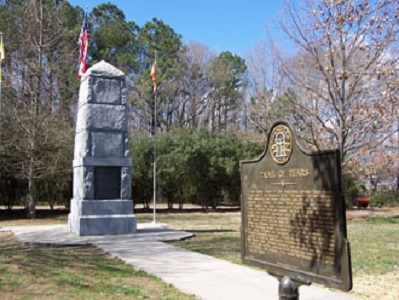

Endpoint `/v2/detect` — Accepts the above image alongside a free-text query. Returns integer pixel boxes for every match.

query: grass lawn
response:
[161,209,398,300]
[347,217,399,274]
[1,207,398,299]
[0,231,195,300]
[144,212,243,265]
[0,232,194,300]
[2,208,398,274]
[149,210,399,275]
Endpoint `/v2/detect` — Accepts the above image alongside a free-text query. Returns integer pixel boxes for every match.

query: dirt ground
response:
[346,206,399,220]
[351,271,399,300]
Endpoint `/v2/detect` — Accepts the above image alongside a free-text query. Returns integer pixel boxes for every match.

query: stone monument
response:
[68,60,137,236]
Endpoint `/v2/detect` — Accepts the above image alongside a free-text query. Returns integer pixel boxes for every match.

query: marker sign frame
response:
[241,121,352,291]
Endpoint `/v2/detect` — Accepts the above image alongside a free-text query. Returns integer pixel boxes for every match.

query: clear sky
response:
[68,0,283,55]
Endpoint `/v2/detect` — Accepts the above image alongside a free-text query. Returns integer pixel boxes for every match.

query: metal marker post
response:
[278,277,299,300]
[278,276,311,300]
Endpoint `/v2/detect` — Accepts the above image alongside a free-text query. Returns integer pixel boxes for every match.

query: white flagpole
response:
[152,52,157,224]
[152,89,157,224]
[0,32,3,180]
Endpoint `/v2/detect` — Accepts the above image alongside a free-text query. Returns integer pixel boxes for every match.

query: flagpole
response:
[152,87,157,224]
[0,55,1,120]
[151,51,157,224]
[0,32,3,180]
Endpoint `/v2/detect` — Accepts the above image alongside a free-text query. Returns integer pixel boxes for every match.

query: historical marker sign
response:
[241,121,352,291]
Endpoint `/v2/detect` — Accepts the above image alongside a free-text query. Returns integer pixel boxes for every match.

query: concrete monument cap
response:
[81,60,125,80]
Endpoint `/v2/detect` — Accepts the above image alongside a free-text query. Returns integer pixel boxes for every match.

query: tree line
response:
[0,0,397,217]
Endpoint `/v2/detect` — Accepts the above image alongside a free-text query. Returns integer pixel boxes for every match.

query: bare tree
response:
[173,42,214,128]
[1,0,77,218]
[245,40,294,133]
[352,132,399,193]
[277,0,399,168]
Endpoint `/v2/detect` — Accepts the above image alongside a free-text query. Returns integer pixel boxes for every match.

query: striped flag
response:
[150,59,157,92]
[78,11,88,79]
[0,35,5,82]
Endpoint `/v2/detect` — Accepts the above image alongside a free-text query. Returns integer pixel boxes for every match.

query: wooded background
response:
[0,0,397,218]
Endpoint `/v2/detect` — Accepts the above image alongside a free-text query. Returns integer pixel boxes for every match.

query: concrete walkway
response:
[1,224,359,300]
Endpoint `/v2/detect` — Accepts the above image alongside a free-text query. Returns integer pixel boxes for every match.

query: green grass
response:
[0,232,196,300]
[138,212,243,264]
[148,211,399,277]
[2,208,398,299]
[348,216,399,275]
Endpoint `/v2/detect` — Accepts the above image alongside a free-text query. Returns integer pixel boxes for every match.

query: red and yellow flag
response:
[0,35,5,82]
[150,60,157,92]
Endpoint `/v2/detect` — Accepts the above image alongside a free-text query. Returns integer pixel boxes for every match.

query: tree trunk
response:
[167,197,173,209]
[191,93,197,128]
[27,161,36,219]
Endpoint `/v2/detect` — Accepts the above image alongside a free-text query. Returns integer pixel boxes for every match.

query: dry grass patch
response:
[0,232,196,300]
[0,208,68,226]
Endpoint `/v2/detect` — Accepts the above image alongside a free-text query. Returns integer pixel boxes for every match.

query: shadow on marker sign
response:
[240,121,352,291]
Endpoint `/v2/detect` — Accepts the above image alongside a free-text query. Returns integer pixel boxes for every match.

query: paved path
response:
[2,225,359,300]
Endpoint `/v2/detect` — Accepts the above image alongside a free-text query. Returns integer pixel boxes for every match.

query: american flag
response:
[78,11,88,79]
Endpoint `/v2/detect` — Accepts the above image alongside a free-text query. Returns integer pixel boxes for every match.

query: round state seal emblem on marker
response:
[270,125,292,164]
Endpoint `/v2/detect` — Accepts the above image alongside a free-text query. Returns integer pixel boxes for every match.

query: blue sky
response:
[69,0,283,55]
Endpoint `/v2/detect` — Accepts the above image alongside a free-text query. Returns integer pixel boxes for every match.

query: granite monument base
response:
[68,199,137,236]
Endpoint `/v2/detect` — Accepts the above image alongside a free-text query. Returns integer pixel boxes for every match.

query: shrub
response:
[370,194,399,208]
[343,174,360,208]
[130,128,263,209]
[0,173,26,210]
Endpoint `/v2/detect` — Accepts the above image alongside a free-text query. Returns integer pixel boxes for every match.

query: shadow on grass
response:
[134,207,240,214]
[188,229,236,233]
[0,206,240,222]
[0,208,69,221]
[0,232,136,279]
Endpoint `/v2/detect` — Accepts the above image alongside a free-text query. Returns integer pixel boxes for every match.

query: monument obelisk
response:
[69,60,137,236]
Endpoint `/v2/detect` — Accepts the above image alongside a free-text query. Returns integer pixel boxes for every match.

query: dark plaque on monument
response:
[94,167,121,199]
[241,121,352,294]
